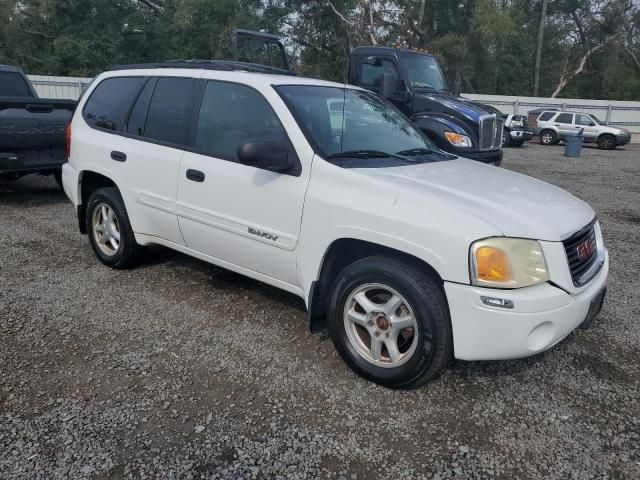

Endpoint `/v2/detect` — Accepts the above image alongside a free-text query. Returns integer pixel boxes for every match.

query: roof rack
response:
[109,59,296,76]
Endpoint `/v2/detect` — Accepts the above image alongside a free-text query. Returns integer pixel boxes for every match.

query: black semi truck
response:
[232,30,504,165]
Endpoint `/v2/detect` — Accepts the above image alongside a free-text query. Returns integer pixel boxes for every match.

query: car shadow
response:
[0,175,67,207]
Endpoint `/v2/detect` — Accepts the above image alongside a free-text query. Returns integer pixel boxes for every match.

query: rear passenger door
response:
[93,76,196,245]
[176,80,309,286]
[553,112,574,139]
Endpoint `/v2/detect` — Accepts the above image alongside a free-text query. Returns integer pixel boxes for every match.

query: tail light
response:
[65,123,72,159]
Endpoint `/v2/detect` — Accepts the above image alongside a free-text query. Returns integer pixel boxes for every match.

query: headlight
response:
[470,238,549,288]
[511,119,523,127]
[618,130,627,135]
[445,131,472,148]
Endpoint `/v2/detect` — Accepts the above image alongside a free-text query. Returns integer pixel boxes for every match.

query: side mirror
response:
[237,139,295,174]
[380,72,397,99]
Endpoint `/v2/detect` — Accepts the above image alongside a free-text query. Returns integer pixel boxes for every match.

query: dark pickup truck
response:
[0,65,76,186]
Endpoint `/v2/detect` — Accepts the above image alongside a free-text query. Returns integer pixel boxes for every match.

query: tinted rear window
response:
[84,77,144,131]
[144,77,193,145]
[555,113,573,124]
[0,71,33,97]
[538,111,555,121]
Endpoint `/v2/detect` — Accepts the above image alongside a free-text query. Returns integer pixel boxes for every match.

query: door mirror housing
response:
[237,139,297,175]
[380,72,398,99]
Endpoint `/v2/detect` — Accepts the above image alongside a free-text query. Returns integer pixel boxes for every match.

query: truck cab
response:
[347,47,504,165]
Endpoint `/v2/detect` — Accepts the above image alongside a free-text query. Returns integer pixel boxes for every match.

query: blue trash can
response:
[564,131,584,157]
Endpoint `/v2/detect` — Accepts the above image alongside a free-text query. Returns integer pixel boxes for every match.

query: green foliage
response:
[0,0,638,100]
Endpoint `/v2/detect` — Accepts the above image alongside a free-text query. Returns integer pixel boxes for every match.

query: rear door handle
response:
[110,151,127,162]
[186,169,205,182]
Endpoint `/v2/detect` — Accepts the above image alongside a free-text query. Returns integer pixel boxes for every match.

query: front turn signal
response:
[475,246,512,283]
[444,131,472,148]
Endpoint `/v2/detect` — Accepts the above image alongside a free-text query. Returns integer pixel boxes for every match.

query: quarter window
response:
[84,77,144,131]
[144,77,193,145]
[194,81,288,162]
[538,111,555,121]
[126,78,156,136]
[555,113,574,124]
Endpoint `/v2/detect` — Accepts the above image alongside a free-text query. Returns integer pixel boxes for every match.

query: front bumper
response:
[444,250,609,361]
[616,133,631,146]
[509,129,533,141]
[457,149,503,166]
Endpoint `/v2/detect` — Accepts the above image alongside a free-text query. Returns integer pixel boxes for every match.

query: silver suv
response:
[532,110,631,150]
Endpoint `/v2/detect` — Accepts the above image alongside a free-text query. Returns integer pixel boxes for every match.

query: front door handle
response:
[110,151,127,162]
[186,169,205,182]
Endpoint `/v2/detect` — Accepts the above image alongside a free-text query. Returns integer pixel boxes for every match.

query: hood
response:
[412,93,494,123]
[356,158,595,241]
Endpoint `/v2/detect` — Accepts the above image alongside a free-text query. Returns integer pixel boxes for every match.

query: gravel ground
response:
[1,142,639,479]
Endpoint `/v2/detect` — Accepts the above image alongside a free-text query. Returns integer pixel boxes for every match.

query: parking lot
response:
[1,142,639,479]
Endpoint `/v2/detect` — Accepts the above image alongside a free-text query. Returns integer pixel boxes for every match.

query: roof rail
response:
[109,59,295,76]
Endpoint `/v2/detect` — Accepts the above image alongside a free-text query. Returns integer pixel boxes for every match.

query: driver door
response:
[575,114,598,142]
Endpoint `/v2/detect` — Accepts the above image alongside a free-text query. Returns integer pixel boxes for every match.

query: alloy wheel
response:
[343,283,419,368]
[92,203,121,256]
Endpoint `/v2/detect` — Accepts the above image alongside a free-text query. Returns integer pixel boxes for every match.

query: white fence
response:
[26,75,640,135]
[464,93,640,134]
[27,74,92,100]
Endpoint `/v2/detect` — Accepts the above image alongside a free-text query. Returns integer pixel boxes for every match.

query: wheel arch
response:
[307,238,445,333]
[77,170,119,234]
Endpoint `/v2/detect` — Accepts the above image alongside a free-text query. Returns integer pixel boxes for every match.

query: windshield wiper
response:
[326,150,416,162]
[395,147,435,156]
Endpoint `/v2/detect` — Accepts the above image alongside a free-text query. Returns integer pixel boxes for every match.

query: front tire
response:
[597,134,616,150]
[501,130,511,147]
[539,130,556,145]
[327,256,452,389]
[86,187,145,269]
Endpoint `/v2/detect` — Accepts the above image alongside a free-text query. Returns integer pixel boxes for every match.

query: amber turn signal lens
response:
[475,246,512,282]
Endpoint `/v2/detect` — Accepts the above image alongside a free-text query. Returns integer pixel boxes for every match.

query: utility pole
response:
[533,0,548,96]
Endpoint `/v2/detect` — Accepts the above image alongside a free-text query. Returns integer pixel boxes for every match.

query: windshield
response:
[589,114,604,125]
[400,53,448,92]
[276,85,439,164]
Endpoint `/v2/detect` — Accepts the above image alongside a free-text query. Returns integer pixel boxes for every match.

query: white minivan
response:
[62,63,608,388]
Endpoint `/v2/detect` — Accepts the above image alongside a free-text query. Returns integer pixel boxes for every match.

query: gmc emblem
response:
[576,238,595,261]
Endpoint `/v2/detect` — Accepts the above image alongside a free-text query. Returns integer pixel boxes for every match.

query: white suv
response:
[62,63,609,388]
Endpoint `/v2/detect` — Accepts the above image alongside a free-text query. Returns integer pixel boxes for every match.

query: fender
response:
[411,112,476,151]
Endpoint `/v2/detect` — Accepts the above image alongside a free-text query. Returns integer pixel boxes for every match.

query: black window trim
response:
[183,78,302,177]
[125,76,157,136]
[82,74,200,151]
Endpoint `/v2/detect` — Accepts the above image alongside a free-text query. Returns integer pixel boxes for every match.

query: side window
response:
[555,113,574,124]
[126,78,156,136]
[144,77,194,145]
[360,58,400,91]
[84,77,144,131]
[194,81,288,162]
[538,111,555,121]
[576,114,595,126]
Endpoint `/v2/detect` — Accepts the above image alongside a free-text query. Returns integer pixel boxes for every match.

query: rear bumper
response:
[444,251,609,361]
[0,151,65,175]
[61,162,80,206]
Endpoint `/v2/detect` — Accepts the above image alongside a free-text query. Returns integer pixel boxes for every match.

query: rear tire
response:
[597,134,615,150]
[327,255,452,389]
[86,187,145,269]
[539,130,556,145]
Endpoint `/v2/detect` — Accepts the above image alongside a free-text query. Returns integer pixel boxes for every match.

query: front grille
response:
[478,115,503,150]
[563,221,599,287]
